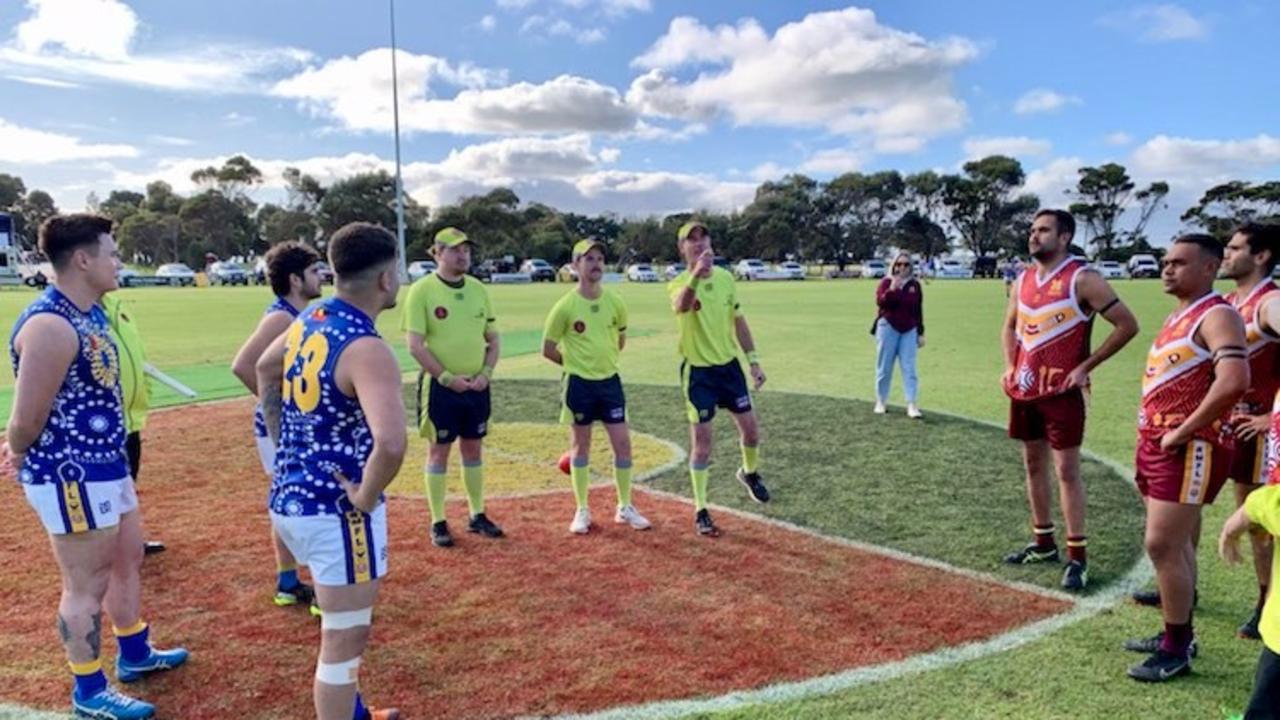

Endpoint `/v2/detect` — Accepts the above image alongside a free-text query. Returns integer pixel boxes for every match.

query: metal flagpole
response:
[390,0,408,279]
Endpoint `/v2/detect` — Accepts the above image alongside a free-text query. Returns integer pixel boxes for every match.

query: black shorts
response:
[1246,645,1280,719]
[125,431,142,480]
[681,360,752,424]
[417,374,491,444]
[562,374,627,426]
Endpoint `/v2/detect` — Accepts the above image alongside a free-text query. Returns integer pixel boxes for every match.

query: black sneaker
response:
[695,509,720,537]
[1238,609,1262,640]
[1002,543,1059,565]
[467,513,504,538]
[431,520,454,548]
[1130,588,1197,608]
[1123,632,1199,658]
[1061,560,1087,591]
[273,580,316,608]
[143,541,166,555]
[736,469,770,503]
[1127,649,1191,682]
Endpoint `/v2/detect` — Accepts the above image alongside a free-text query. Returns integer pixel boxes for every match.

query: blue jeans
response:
[875,319,918,404]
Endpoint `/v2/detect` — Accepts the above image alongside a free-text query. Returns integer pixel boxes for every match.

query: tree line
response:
[1,155,1275,269]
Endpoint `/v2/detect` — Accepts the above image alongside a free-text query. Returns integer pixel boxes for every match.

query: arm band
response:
[1213,347,1247,363]
[746,351,760,364]
[480,364,494,379]
[1097,297,1120,315]
[437,370,455,385]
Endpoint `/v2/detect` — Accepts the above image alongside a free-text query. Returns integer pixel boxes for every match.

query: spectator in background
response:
[873,252,925,418]
[1004,260,1018,297]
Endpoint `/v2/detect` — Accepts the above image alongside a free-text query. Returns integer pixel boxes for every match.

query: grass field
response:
[0,278,1267,719]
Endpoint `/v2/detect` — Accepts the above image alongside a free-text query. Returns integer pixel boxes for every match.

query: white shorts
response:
[255,435,276,478]
[271,504,388,586]
[24,477,137,535]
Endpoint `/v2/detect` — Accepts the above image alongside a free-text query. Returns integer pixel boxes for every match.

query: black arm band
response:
[1213,347,1247,363]
[1097,297,1120,315]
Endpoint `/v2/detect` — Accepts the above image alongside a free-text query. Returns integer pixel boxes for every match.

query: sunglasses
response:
[893,262,910,268]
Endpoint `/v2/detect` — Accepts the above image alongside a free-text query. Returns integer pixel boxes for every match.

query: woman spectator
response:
[873,252,925,418]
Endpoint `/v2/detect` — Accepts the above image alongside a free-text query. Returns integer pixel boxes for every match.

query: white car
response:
[519,258,556,282]
[935,259,974,279]
[156,263,196,286]
[664,263,686,280]
[1094,260,1127,279]
[116,267,139,287]
[1128,253,1159,279]
[408,260,437,281]
[861,259,887,278]
[626,263,659,282]
[777,261,806,280]
[734,258,768,280]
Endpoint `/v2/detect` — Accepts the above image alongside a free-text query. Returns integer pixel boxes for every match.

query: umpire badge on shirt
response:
[573,320,586,333]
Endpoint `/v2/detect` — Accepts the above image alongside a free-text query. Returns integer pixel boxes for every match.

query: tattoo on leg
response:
[57,613,71,645]
[85,612,102,658]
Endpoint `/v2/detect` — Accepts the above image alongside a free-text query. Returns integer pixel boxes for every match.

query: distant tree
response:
[178,190,254,260]
[942,156,1039,258]
[191,154,263,201]
[1065,163,1169,257]
[116,210,179,263]
[98,190,145,224]
[894,210,949,259]
[820,170,904,260]
[13,190,58,248]
[144,181,184,216]
[1182,180,1280,239]
[0,174,26,209]
[736,175,818,262]
[318,171,398,237]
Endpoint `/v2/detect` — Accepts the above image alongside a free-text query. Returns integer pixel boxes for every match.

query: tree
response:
[894,210,949,258]
[1182,181,1280,239]
[191,155,263,201]
[736,175,818,261]
[282,167,325,214]
[258,203,319,249]
[822,171,905,258]
[942,156,1038,258]
[98,190,145,224]
[1066,163,1134,254]
[178,190,254,261]
[615,218,666,264]
[116,210,179,263]
[318,171,398,239]
[14,190,58,248]
[144,181,183,216]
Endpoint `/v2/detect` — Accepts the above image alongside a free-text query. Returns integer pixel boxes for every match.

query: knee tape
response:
[314,656,360,686]
[320,607,372,630]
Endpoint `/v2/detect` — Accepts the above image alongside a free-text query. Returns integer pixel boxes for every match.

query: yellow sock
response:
[614,460,633,506]
[690,464,709,511]
[570,458,590,509]
[741,444,759,474]
[462,461,485,515]
[425,465,447,523]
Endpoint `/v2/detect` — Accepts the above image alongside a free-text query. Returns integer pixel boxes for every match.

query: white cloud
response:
[223,112,255,127]
[798,148,864,175]
[1013,88,1082,115]
[749,162,788,182]
[598,147,621,163]
[274,50,636,135]
[626,119,707,142]
[628,9,976,148]
[1101,4,1208,42]
[4,74,81,88]
[147,134,193,147]
[479,14,497,31]
[1105,131,1133,146]
[0,116,137,163]
[0,0,311,92]
[520,15,607,45]
[963,136,1052,159]
[497,0,536,9]
[1021,157,1082,206]
[1130,134,1280,180]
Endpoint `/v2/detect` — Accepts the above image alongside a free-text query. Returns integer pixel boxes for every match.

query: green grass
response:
[0,278,1265,717]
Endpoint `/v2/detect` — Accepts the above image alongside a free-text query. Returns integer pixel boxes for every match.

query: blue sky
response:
[1,0,1277,245]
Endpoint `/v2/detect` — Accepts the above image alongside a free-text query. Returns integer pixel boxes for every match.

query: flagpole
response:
[390,0,408,279]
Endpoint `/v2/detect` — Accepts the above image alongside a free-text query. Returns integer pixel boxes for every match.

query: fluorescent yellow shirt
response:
[1245,484,1280,653]
[401,273,494,376]
[666,266,742,367]
[543,287,627,380]
[101,294,149,432]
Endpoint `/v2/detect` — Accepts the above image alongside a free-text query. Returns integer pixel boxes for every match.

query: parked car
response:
[208,261,249,285]
[408,260,437,281]
[1095,260,1127,279]
[935,259,974,279]
[734,258,768,280]
[116,267,139,287]
[557,263,578,282]
[777,261,806,280]
[469,262,492,282]
[664,262,686,280]
[1128,253,1159,278]
[712,256,730,269]
[520,258,556,282]
[156,262,196,286]
[626,263,660,282]
[861,259,887,278]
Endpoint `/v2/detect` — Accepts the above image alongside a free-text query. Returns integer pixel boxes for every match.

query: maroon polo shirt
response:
[875,277,924,335]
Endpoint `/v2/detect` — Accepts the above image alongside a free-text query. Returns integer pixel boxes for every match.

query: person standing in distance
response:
[403,227,504,548]
[1001,209,1139,590]
[257,222,405,720]
[668,221,769,537]
[4,214,187,720]
[542,237,651,534]
[231,241,324,613]
[873,251,925,418]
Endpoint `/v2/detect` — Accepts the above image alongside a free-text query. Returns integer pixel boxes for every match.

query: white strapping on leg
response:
[315,656,360,686]
[320,607,372,630]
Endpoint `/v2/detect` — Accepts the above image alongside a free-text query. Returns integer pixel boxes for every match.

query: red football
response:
[558,452,572,475]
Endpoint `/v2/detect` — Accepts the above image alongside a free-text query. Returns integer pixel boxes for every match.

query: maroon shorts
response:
[1135,436,1232,505]
[1231,433,1271,485]
[1008,389,1086,450]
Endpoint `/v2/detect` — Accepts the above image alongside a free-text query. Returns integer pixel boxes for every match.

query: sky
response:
[0,0,1277,246]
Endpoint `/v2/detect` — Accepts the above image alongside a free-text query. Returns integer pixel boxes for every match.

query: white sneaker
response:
[569,508,591,534]
[615,504,651,530]
[907,403,923,419]
[873,401,887,414]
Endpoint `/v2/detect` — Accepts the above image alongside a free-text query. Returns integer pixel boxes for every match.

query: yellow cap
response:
[434,227,472,247]
[572,237,606,261]
[677,221,708,241]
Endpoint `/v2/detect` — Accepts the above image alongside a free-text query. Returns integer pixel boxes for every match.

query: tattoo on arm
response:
[262,381,283,444]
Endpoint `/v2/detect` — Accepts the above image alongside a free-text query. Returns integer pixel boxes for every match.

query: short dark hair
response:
[265,241,321,297]
[1174,232,1224,260]
[1034,209,1075,239]
[39,213,113,269]
[327,222,397,280]
[1233,222,1280,273]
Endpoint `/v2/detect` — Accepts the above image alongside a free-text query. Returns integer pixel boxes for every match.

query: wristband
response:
[437,371,455,386]
[686,275,701,290]
[480,364,494,379]
[746,351,760,364]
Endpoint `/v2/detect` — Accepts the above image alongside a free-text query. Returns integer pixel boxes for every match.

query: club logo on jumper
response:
[85,332,120,388]
[311,308,327,321]
[1049,279,1063,296]
[1016,365,1036,393]
[434,306,448,320]
[573,320,586,333]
